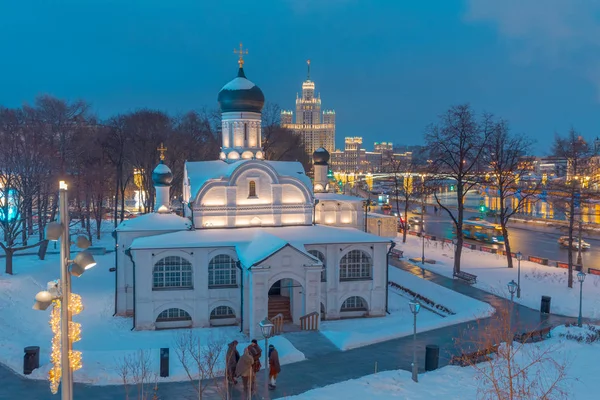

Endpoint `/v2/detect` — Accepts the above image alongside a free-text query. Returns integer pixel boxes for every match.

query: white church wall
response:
[131,246,245,330]
[116,230,186,316]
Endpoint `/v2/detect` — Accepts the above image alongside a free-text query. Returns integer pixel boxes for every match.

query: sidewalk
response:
[0,261,579,400]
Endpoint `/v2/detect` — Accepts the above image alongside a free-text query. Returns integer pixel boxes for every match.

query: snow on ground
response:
[283,324,599,400]
[398,235,600,320]
[0,250,304,385]
[319,268,494,350]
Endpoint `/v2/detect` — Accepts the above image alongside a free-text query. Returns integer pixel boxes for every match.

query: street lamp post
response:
[577,271,586,327]
[516,252,522,299]
[409,299,421,383]
[35,181,97,400]
[507,280,517,345]
[259,318,274,395]
[377,220,382,236]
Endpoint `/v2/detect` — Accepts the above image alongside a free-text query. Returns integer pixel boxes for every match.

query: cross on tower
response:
[234,42,248,68]
[157,143,167,161]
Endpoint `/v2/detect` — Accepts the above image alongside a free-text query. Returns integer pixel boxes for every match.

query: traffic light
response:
[450,185,454,191]
[480,205,486,213]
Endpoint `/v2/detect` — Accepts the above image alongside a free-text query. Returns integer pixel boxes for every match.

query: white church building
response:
[114,56,392,338]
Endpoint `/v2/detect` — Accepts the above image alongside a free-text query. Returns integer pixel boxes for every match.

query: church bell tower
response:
[217,43,265,162]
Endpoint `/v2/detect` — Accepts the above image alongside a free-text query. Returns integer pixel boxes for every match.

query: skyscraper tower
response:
[282,60,336,157]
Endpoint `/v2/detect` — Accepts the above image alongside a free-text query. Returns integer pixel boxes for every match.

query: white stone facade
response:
[113,62,390,336]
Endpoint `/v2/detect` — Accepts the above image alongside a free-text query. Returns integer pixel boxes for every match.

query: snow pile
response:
[0,252,304,385]
[284,325,600,400]
[319,268,494,350]
[398,235,600,319]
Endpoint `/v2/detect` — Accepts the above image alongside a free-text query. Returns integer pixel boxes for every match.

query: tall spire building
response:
[282,60,336,157]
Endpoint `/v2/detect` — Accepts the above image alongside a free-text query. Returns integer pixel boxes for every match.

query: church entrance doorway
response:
[268,278,304,325]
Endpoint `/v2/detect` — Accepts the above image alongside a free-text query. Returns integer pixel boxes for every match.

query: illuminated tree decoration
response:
[47,293,84,394]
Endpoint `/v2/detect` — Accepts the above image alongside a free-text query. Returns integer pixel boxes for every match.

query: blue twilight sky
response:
[1,0,599,155]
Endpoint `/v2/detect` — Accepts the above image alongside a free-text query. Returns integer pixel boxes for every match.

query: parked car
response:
[411,207,423,215]
[558,236,591,250]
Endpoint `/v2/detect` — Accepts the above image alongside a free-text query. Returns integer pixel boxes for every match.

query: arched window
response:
[308,249,326,282]
[341,296,367,311]
[209,254,237,287]
[156,308,191,322]
[248,181,257,197]
[210,306,236,319]
[339,250,372,281]
[153,256,192,289]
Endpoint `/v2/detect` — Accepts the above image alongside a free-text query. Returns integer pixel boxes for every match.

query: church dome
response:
[152,161,173,186]
[313,147,330,165]
[218,67,265,113]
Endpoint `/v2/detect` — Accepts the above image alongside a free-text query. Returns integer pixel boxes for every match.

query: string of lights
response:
[47,293,84,394]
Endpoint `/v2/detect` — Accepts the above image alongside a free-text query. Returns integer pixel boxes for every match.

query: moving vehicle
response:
[408,216,423,225]
[397,216,411,231]
[558,236,591,250]
[460,220,505,244]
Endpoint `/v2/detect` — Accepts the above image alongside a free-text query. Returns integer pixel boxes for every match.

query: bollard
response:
[425,345,439,371]
[541,296,551,314]
[23,346,40,375]
[160,348,169,377]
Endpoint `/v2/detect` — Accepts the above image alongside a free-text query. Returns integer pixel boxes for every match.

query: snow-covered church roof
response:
[115,213,192,232]
[185,159,312,199]
[129,225,390,267]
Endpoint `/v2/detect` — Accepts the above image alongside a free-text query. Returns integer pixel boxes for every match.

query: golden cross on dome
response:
[157,143,167,161]
[234,42,248,68]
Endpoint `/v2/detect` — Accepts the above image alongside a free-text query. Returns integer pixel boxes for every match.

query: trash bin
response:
[425,344,439,371]
[24,346,40,375]
[160,348,169,377]
[541,296,551,314]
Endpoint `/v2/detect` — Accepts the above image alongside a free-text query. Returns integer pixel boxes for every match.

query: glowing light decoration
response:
[48,293,84,394]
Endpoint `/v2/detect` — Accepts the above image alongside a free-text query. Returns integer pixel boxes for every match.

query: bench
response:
[391,249,404,259]
[453,271,477,284]
[449,345,499,367]
[513,326,552,343]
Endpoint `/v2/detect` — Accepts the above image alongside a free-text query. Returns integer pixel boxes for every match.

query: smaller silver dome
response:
[152,161,173,186]
[313,147,330,165]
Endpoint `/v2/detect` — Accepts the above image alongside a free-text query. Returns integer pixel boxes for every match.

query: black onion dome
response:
[313,147,330,165]
[152,161,173,186]
[217,67,265,113]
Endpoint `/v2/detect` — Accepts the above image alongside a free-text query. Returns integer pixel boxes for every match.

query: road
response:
[394,206,600,270]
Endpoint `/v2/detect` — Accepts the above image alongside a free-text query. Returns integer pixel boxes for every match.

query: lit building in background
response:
[281,60,335,157]
[330,137,415,174]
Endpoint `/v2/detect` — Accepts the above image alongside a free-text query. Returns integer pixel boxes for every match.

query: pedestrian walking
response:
[434,206,438,215]
[248,339,262,374]
[235,348,254,397]
[225,340,240,385]
[268,344,281,390]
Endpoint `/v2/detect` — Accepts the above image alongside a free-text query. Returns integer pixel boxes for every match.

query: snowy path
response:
[0,261,578,400]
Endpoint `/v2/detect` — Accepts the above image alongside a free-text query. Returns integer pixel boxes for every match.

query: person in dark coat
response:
[225,340,240,385]
[248,339,262,374]
[268,344,281,390]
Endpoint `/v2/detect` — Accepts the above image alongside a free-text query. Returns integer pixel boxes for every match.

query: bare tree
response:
[484,121,538,268]
[116,350,158,400]
[174,330,227,400]
[262,102,310,170]
[426,104,493,274]
[456,304,569,399]
[123,110,172,213]
[388,157,419,243]
[0,108,45,274]
[550,129,592,288]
